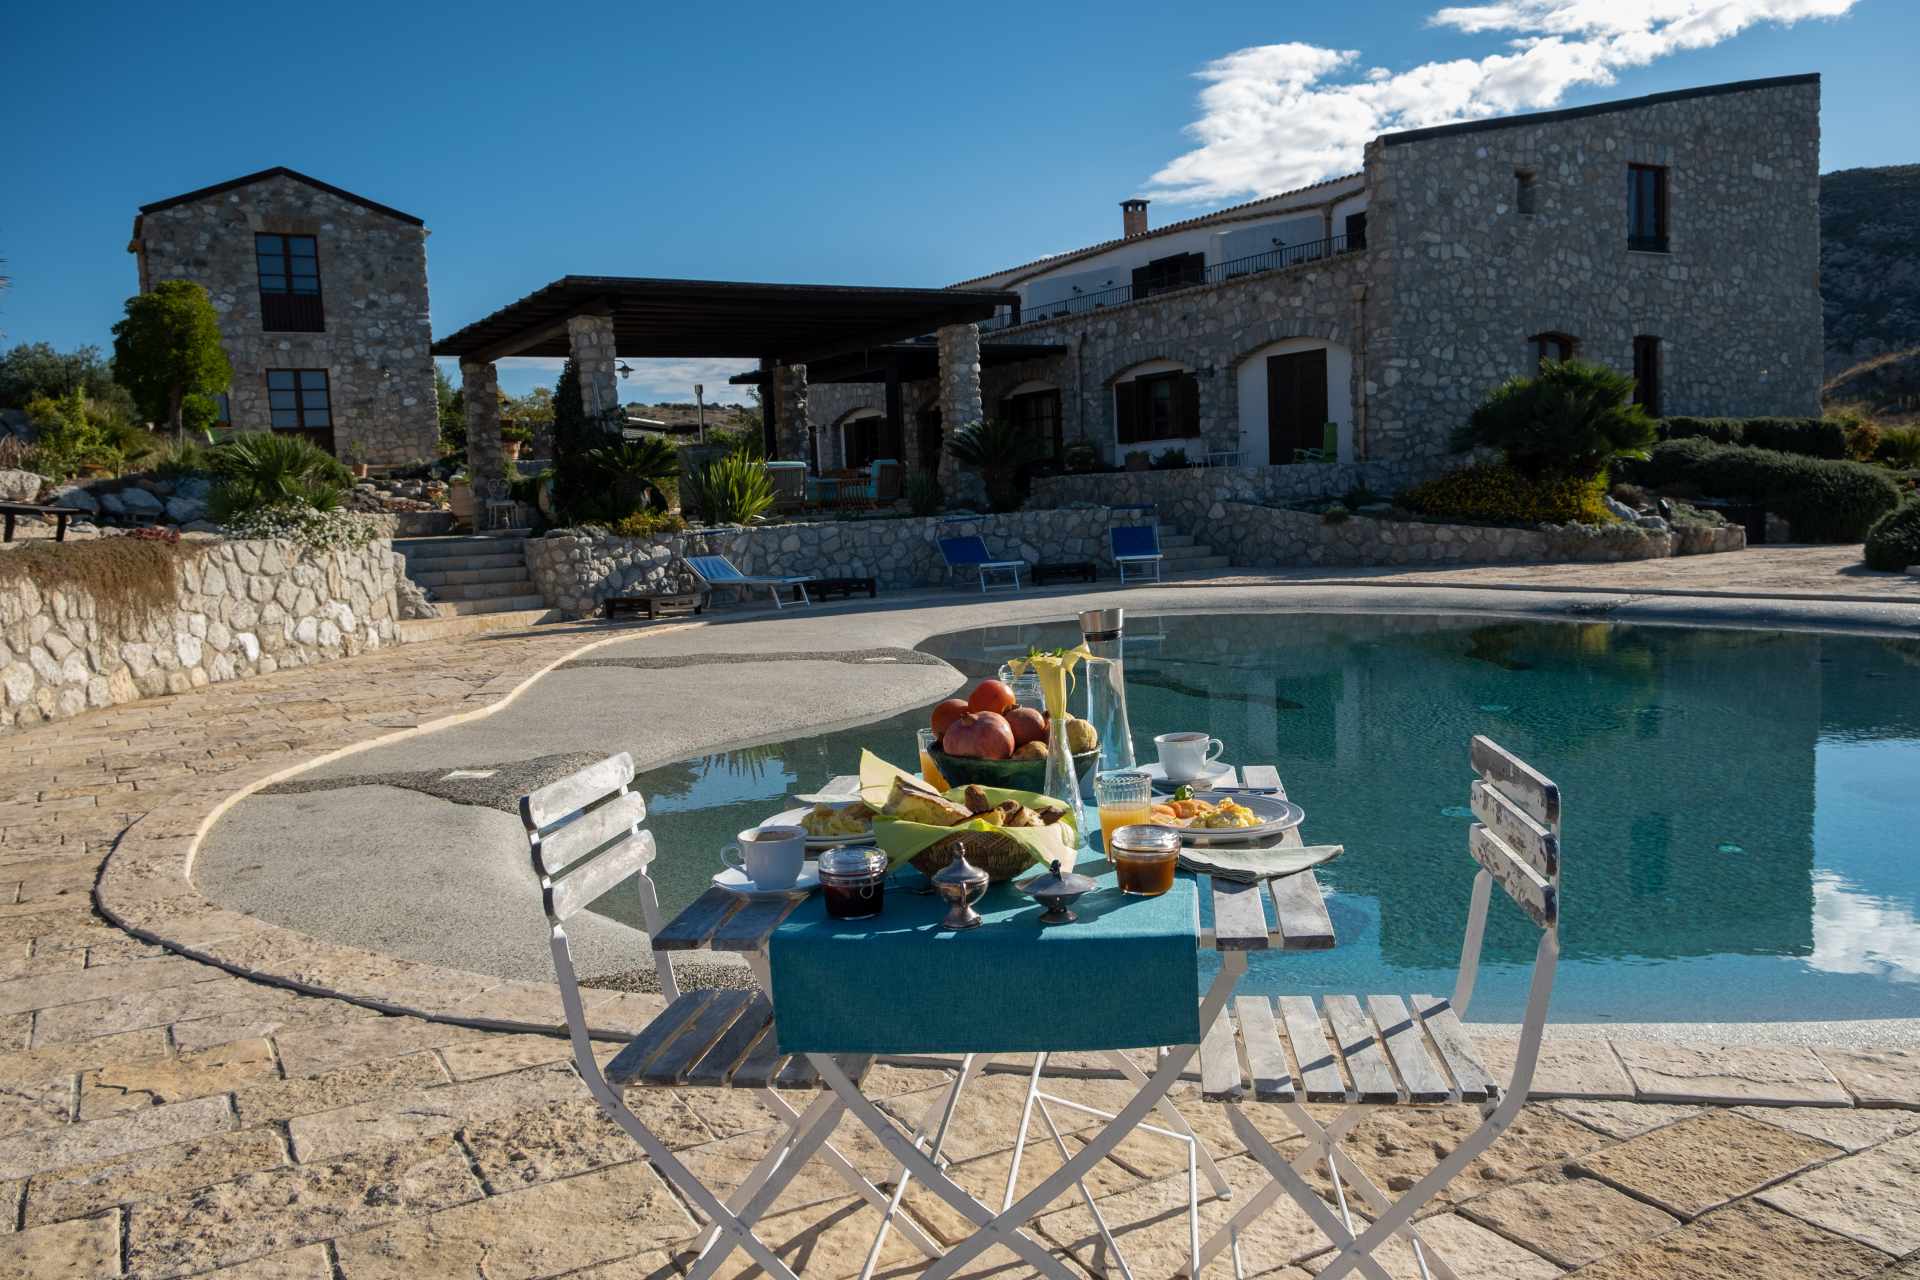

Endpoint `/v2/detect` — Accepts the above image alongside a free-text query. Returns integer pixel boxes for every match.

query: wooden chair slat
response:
[1470,781,1559,879]
[641,989,756,1086]
[687,996,775,1088]
[549,830,657,922]
[605,991,716,1089]
[538,791,650,876]
[709,895,804,953]
[522,752,635,830]
[1210,877,1271,952]
[1199,1006,1245,1101]
[1410,994,1496,1103]
[653,887,745,951]
[1276,995,1347,1103]
[1366,994,1453,1104]
[1269,873,1335,950]
[1467,825,1557,929]
[731,1022,791,1089]
[1470,736,1560,827]
[1322,995,1402,1104]
[1239,765,1285,797]
[1234,996,1295,1102]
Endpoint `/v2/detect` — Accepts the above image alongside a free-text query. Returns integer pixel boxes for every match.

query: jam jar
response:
[818,847,889,920]
[1109,824,1181,897]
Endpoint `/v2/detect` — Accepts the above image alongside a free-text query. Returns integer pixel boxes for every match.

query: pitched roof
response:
[948,172,1363,289]
[132,167,425,232]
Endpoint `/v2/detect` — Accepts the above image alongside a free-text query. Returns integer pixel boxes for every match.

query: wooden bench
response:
[602,591,706,621]
[0,503,76,543]
[1033,560,1096,586]
[802,576,877,602]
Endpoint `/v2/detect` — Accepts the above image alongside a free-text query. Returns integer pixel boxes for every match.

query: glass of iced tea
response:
[1109,823,1180,897]
[917,728,951,793]
[1094,770,1154,853]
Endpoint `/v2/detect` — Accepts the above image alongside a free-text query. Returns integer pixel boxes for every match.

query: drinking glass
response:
[916,728,951,792]
[997,663,1045,710]
[1093,769,1154,853]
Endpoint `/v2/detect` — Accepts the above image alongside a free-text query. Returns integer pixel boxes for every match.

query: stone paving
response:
[0,576,1917,1277]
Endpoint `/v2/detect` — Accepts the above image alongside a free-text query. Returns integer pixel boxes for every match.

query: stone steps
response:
[1158,542,1218,561]
[394,534,544,618]
[398,607,562,643]
[407,554,528,577]
[435,593,551,616]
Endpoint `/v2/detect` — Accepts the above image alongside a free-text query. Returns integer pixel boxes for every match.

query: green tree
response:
[110,281,232,444]
[0,341,124,408]
[435,365,466,455]
[1451,358,1656,479]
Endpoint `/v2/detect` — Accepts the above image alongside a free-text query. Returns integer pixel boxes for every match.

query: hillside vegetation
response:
[1822,164,1920,377]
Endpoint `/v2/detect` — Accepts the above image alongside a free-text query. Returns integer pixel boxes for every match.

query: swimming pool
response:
[604,613,1920,1023]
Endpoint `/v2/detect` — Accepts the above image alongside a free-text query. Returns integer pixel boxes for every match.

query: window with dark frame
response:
[1530,332,1577,366]
[1001,387,1063,463]
[255,234,325,331]
[1627,165,1669,252]
[1344,210,1368,251]
[1115,369,1199,446]
[266,369,335,452]
[1130,252,1205,301]
[1515,169,1539,216]
[1633,336,1663,418]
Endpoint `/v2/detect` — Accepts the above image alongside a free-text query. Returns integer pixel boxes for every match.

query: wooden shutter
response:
[1175,372,1200,438]
[1115,380,1139,444]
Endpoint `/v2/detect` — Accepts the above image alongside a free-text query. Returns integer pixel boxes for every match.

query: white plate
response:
[712,865,820,900]
[1139,760,1236,792]
[1156,792,1307,845]
[766,804,877,851]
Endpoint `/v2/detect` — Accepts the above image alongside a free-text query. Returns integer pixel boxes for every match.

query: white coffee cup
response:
[722,824,806,890]
[1154,732,1225,782]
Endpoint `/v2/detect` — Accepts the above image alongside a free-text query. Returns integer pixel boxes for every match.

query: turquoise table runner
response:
[768,866,1201,1055]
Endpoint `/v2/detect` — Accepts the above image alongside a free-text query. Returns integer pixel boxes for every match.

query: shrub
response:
[1151,448,1191,471]
[1878,425,1920,469]
[1398,463,1611,525]
[1061,440,1100,473]
[205,432,352,522]
[153,442,216,479]
[906,472,943,517]
[686,449,774,525]
[17,389,155,479]
[1864,498,1920,571]
[582,438,678,517]
[220,503,380,550]
[1626,438,1902,542]
[1658,416,1850,459]
[609,510,686,538]
[945,419,1037,512]
[1451,359,1656,478]
[1842,416,1883,462]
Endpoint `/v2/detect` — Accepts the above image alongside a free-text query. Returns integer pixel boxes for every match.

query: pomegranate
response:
[1004,706,1047,747]
[929,698,970,737]
[942,711,1016,760]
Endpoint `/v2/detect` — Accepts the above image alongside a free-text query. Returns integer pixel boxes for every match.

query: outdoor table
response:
[651,762,1336,1280]
[0,503,74,543]
[1033,560,1097,585]
[802,575,878,602]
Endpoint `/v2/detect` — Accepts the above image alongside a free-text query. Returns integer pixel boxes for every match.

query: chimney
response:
[1121,198,1150,239]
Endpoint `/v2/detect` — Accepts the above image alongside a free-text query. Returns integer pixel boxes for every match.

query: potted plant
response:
[501,421,533,464]
[448,471,474,526]
[1125,449,1151,472]
[343,440,371,479]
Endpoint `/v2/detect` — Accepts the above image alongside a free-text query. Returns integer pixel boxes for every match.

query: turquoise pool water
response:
[608,614,1920,1023]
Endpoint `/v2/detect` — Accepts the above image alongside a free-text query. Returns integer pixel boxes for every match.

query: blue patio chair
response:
[936,524,1024,593]
[685,554,811,610]
[1109,505,1164,584]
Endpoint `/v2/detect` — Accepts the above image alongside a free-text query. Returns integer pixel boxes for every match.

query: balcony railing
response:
[980,233,1361,334]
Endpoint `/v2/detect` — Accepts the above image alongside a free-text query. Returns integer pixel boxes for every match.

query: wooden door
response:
[1267,350,1328,463]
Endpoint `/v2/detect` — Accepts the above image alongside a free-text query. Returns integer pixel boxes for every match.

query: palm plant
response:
[686,449,774,525]
[945,418,1037,512]
[583,437,679,515]
[206,432,352,521]
[1451,359,1656,479]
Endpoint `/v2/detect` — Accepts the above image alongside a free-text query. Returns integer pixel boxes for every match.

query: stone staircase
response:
[394,535,554,630]
[1156,527,1232,574]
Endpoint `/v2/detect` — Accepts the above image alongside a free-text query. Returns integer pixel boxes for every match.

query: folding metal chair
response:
[523,754,941,1280]
[936,522,1024,592]
[1186,736,1563,1280]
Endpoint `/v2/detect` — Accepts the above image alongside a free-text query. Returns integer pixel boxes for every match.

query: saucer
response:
[1141,760,1235,792]
[712,866,819,900]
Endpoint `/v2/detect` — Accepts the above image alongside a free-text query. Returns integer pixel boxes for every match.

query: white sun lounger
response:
[686,554,811,609]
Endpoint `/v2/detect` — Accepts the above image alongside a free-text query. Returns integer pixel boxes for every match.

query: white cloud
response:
[1145,0,1858,204]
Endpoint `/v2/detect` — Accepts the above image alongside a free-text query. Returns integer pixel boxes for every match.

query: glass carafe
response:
[1078,608,1138,774]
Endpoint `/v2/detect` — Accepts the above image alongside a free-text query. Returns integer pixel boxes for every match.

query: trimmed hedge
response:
[1397,463,1610,525]
[1626,438,1902,542]
[1865,498,1920,571]
[1658,416,1849,460]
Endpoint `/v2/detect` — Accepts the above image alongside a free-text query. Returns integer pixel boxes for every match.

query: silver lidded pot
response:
[931,840,991,931]
[1021,858,1096,924]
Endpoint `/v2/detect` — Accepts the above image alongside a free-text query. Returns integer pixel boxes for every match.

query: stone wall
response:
[0,537,400,733]
[1211,502,1743,569]
[133,172,437,467]
[527,509,1116,617]
[1362,76,1824,463]
[1029,460,1443,537]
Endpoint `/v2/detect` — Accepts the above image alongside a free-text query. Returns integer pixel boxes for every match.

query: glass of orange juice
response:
[1094,769,1154,853]
[917,728,952,793]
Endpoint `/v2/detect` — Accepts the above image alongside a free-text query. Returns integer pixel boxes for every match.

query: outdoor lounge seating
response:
[1109,504,1165,584]
[686,553,811,609]
[937,522,1025,592]
[766,461,807,513]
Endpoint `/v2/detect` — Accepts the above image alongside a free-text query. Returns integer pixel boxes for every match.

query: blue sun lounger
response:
[937,526,1024,593]
[1109,505,1164,584]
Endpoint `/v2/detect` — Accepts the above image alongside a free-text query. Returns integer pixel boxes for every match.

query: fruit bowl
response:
[927,746,1101,793]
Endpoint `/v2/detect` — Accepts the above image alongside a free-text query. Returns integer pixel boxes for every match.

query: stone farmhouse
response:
[802,74,1824,489]
[129,167,438,468]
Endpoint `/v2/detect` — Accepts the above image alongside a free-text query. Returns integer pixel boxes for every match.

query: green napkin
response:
[1176,842,1342,884]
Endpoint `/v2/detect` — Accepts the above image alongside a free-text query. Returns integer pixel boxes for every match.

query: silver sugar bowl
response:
[1021,858,1096,925]
[931,840,991,931]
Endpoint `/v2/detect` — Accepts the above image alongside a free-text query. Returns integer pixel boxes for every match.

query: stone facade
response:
[802,76,1824,478]
[566,314,620,425]
[131,170,437,467]
[1030,459,1443,541]
[1211,502,1744,569]
[770,364,811,461]
[0,536,400,733]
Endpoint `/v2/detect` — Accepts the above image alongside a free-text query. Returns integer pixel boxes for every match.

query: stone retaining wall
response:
[1029,461,1441,535]
[1,537,399,733]
[528,509,1115,617]
[1213,502,1745,568]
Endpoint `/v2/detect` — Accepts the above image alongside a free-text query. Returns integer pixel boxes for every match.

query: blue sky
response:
[1,0,1901,403]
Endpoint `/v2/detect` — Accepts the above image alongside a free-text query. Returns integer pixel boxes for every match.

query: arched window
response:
[999,381,1063,464]
[1530,332,1577,367]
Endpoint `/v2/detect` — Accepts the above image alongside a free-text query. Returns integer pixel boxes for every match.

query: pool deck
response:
[3,559,1918,1276]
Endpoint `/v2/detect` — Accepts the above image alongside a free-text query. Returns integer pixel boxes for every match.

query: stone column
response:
[566,313,620,436]
[771,364,810,462]
[937,323,985,505]
[460,360,505,483]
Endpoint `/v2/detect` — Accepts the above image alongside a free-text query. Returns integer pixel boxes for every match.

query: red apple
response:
[942,711,1015,760]
[967,679,1017,716]
[930,698,970,737]
[1004,706,1047,747]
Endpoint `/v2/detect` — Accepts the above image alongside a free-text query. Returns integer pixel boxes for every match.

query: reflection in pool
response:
[601,613,1920,1022]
